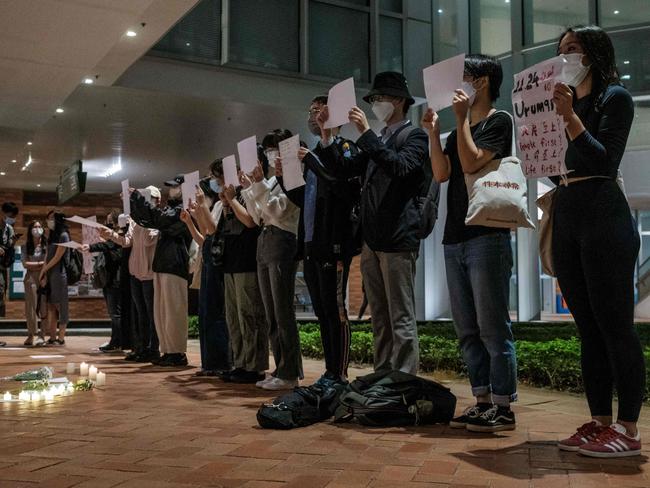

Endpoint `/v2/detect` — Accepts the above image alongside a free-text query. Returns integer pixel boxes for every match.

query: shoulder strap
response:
[392,123,417,151]
[479,110,515,158]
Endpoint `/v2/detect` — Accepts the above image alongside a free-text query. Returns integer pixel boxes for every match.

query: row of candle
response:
[68,362,106,386]
[3,382,74,402]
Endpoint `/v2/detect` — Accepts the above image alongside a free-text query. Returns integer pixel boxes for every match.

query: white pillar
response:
[516,179,541,321]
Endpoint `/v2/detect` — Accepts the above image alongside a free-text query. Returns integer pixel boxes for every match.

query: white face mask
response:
[371,101,395,123]
[32,227,43,237]
[460,81,477,106]
[47,220,55,230]
[264,149,279,163]
[559,53,591,87]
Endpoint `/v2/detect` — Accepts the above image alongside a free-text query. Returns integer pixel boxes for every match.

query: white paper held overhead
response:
[423,53,466,112]
[181,171,200,210]
[121,179,130,215]
[324,77,356,129]
[278,135,305,191]
[237,136,258,174]
[223,155,239,188]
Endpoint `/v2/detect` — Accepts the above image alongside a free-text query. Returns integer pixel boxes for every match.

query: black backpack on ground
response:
[257,383,346,429]
[64,249,83,286]
[334,370,456,427]
[393,126,441,240]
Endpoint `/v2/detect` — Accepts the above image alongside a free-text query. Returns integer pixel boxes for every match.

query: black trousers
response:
[304,254,352,378]
[553,179,644,422]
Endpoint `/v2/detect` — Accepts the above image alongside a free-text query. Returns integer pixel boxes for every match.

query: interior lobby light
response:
[126,30,137,37]
[83,78,94,84]
[27,141,32,145]
[56,108,64,113]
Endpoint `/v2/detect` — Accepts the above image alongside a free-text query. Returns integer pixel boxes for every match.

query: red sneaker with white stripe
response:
[578,423,642,458]
[558,421,605,451]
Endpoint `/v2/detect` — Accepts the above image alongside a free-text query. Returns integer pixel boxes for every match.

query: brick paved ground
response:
[1,335,649,488]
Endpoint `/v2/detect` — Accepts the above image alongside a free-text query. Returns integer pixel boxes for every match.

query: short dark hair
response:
[464,54,503,102]
[311,95,328,105]
[261,129,293,150]
[210,158,224,178]
[1,202,18,216]
[257,144,269,177]
[558,25,620,96]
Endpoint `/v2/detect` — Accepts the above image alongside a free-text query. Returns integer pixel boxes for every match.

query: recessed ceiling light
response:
[11,159,16,163]
[83,77,94,84]
[438,8,443,13]
[36,184,41,187]
[126,30,137,37]
[621,74,631,80]
[27,141,32,145]
[186,42,191,47]
[0,172,5,176]
[614,10,620,14]
[623,60,630,64]
[56,108,64,113]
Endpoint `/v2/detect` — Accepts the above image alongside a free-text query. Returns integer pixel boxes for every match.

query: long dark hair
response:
[47,210,68,243]
[558,25,620,96]
[26,221,47,256]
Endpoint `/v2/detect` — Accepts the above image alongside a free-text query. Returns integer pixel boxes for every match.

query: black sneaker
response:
[124,351,140,361]
[466,405,516,433]
[227,370,266,384]
[159,353,188,367]
[220,368,245,382]
[99,343,121,352]
[449,403,493,429]
[151,353,169,365]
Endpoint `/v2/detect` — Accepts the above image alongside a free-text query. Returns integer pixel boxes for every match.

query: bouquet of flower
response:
[4,366,54,382]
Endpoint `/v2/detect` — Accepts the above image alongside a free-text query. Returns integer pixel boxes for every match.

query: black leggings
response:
[553,179,644,422]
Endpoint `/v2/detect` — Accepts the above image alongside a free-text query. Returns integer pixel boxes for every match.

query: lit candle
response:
[44,391,54,401]
[3,392,11,401]
[66,383,74,393]
[18,391,29,401]
[88,366,98,380]
[31,392,41,402]
[80,362,89,376]
[95,372,106,386]
[66,362,75,374]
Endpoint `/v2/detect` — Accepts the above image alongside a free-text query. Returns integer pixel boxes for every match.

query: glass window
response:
[523,0,589,45]
[434,0,462,61]
[229,0,300,72]
[496,56,514,113]
[309,2,370,82]
[405,19,432,97]
[379,0,402,13]
[379,16,403,73]
[600,0,650,28]
[641,211,650,231]
[470,0,511,56]
[522,43,556,69]
[151,0,222,62]
[610,28,650,94]
[643,235,650,263]
[407,0,431,21]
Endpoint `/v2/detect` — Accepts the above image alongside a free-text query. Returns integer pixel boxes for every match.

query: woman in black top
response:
[552,26,643,458]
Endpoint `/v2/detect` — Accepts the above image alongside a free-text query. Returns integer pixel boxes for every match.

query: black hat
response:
[164,174,184,187]
[363,71,415,105]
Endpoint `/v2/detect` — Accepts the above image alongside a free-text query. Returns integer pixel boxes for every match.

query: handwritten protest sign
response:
[512,56,567,178]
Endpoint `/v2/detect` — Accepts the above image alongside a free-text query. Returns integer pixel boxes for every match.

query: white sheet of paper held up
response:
[324,77,356,129]
[121,179,130,215]
[55,241,84,250]
[237,136,258,174]
[181,170,200,210]
[223,155,239,188]
[66,215,108,229]
[278,135,305,191]
[423,53,466,112]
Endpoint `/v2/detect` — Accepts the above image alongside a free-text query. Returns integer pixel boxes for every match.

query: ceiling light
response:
[27,141,32,145]
[11,159,16,163]
[36,184,41,187]
[56,108,64,113]
[438,9,443,14]
[614,10,620,14]
[126,30,137,37]
[103,156,123,178]
[83,77,94,84]
[0,172,5,176]
[621,74,631,80]
[623,60,630,64]
[186,42,191,47]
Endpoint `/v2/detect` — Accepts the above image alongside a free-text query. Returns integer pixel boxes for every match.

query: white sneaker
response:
[33,337,45,347]
[261,377,299,391]
[255,376,273,388]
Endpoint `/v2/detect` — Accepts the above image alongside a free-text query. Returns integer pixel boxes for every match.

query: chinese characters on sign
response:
[512,56,568,178]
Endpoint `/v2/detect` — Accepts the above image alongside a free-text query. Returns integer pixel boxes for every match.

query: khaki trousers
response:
[153,272,188,354]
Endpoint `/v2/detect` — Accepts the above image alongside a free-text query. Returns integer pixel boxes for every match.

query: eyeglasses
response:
[367,95,397,104]
[307,108,322,117]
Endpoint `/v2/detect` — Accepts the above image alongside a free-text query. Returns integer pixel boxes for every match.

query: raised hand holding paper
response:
[324,77,356,129]
[181,171,200,210]
[223,155,239,188]
[423,53,466,112]
[278,135,305,191]
[66,215,108,229]
[121,179,130,215]
[237,136,258,174]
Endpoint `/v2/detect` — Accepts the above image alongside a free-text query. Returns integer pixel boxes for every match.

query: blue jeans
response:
[444,233,517,404]
[198,236,231,371]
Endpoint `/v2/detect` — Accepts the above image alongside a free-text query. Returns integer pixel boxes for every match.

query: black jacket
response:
[320,123,429,252]
[89,240,122,288]
[130,191,192,280]
[278,137,362,262]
